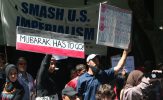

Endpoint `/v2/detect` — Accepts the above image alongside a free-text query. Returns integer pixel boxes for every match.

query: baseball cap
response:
[52,55,68,60]
[86,54,98,62]
[62,87,78,96]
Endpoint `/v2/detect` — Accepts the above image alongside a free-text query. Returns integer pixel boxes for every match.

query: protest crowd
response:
[0,49,163,100]
[0,0,163,100]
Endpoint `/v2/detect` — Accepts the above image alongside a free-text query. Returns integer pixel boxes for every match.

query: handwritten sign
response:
[16,26,84,58]
[97,3,132,49]
[111,56,135,73]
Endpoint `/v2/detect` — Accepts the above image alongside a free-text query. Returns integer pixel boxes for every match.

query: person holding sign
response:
[77,49,130,100]
[36,55,59,100]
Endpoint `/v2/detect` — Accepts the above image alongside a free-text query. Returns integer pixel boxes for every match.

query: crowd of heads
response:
[96,84,115,100]
[0,51,163,100]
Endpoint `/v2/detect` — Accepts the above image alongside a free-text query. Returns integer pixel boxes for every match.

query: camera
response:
[144,70,163,79]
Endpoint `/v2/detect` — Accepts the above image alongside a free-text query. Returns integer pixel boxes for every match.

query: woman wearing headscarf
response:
[1,64,24,100]
[120,70,151,100]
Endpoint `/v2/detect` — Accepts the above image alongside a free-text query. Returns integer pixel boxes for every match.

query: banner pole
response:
[4,45,8,63]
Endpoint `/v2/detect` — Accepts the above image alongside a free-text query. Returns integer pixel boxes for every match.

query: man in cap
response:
[77,49,130,100]
[62,87,80,100]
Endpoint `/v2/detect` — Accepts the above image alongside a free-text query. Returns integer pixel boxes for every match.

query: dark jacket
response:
[36,55,57,97]
[0,65,6,94]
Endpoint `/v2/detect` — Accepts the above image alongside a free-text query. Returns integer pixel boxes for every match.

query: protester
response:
[77,49,130,100]
[17,57,35,100]
[144,60,155,73]
[156,63,163,99]
[36,54,59,100]
[62,87,80,100]
[65,64,86,90]
[75,64,87,76]
[147,70,163,100]
[96,84,115,100]
[0,53,7,94]
[70,68,78,79]
[1,64,24,100]
[113,69,129,100]
[156,63,163,71]
[120,70,152,100]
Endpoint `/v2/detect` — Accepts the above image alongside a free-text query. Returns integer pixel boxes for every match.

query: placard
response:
[111,56,135,73]
[16,26,84,58]
[97,3,132,49]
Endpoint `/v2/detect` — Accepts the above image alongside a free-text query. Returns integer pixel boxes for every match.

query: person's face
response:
[18,60,27,72]
[48,59,56,73]
[87,57,100,67]
[71,71,78,79]
[62,95,79,100]
[78,69,86,76]
[0,57,5,67]
[93,57,100,66]
[102,96,112,100]
[9,68,18,82]
[121,69,127,76]
[136,77,143,85]
[62,95,71,100]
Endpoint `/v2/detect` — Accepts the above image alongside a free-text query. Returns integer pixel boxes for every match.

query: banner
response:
[97,3,132,49]
[0,0,107,55]
[16,27,84,58]
[111,56,135,73]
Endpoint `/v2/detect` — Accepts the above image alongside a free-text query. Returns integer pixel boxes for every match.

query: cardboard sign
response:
[111,56,135,73]
[97,3,132,49]
[16,27,84,58]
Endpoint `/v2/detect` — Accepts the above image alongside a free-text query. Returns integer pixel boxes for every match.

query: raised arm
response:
[114,49,130,74]
[37,54,52,85]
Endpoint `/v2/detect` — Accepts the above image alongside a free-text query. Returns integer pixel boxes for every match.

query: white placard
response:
[16,26,84,58]
[97,3,132,49]
[111,56,135,73]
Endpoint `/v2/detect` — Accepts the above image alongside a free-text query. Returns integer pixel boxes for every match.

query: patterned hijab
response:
[2,64,18,99]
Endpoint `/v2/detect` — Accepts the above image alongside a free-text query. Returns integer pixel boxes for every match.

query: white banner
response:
[97,3,132,49]
[16,27,84,58]
[1,0,107,55]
